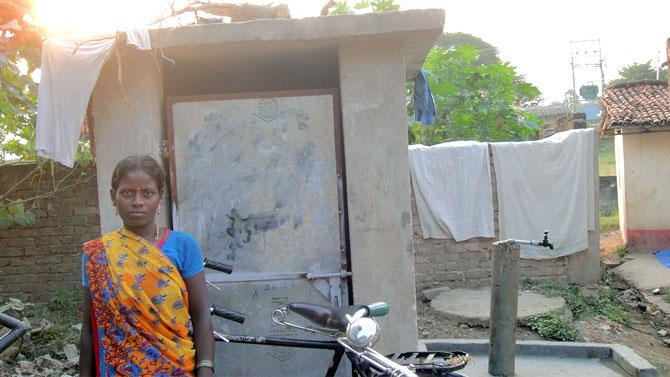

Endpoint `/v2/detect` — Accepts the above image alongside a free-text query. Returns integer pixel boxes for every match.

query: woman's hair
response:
[111,155,165,194]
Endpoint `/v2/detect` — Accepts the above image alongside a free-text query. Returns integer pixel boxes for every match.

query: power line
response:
[569,39,605,112]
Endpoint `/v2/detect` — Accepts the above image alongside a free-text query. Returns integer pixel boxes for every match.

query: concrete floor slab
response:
[613,253,670,291]
[454,354,628,377]
[428,287,568,327]
[420,339,658,377]
[612,253,670,314]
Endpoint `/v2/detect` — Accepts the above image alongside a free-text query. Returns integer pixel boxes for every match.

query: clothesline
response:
[408,128,595,260]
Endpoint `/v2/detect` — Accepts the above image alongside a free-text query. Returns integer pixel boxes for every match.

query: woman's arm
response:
[79,288,95,376]
[186,271,215,377]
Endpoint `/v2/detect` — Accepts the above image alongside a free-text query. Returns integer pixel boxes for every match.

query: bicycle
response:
[204,259,471,377]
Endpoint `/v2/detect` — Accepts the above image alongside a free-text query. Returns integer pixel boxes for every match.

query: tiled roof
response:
[600,80,670,133]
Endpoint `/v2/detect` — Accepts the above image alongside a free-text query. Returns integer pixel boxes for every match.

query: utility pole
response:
[569,39,605,112]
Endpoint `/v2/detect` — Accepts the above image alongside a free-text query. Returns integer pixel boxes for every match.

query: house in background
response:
[600,78,670,252]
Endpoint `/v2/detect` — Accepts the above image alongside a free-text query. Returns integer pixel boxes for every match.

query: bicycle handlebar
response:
[204,258,233,274]
[210,305,245,324]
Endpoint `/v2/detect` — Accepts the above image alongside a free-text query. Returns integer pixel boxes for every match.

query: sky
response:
[32,0,670,104]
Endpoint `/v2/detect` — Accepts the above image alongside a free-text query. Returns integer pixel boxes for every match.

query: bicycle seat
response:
[287,302,349,332]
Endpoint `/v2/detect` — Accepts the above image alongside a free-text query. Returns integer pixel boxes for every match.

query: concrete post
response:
[489,241,520,377]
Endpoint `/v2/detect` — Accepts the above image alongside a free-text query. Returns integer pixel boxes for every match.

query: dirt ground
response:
[417,229,670,376]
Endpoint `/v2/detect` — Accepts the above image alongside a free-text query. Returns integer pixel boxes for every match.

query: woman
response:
[79,155,214,377]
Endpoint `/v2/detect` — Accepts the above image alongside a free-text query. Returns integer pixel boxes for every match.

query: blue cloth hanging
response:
[655,249,670,268]
[413,68,436,125]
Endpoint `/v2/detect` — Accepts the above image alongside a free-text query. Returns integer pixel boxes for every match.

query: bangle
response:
[196,359,215,371]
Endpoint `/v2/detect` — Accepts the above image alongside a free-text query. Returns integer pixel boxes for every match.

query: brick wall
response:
[1,157,570,301]
[0,163,100,302]
[412,148,568,293]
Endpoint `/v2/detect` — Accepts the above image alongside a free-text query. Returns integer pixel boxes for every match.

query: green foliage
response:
[328,0,399,15]
[0,199,36,229]
[26,323,80,359]
[435,32,500,66]
[608,61,668,86]
[530,313,580,341]
[528,311,580,341]
[616,244,628,258]
[0,294,80,360]
[409,45,542,144]
[328,1,353,15]
[599,210,619,232]
[0,49,39,160]
[525,279,629,324]
[43,287,81,322]
[598,138,615,176]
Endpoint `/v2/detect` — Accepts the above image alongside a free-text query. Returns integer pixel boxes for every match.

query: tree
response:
[1,1,93,230]
[435,32,500,66]
[409,45,542,144]
[608,61,668,86]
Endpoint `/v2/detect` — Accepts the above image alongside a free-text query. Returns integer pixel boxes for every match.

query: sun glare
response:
[32,0,168,37]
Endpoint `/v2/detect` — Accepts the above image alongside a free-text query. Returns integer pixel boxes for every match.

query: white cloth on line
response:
[491,129,595,259]
[36,29,151,167]
[409,141,494,241]
[36,37,116,167]
[125,29,151,50]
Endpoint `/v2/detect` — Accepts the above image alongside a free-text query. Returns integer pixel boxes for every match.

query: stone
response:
[421,286,450,301]
[63,344,79,363]
[17,360,34,373]
[664,339,670,347]
[35,354,63,370]
[658,329,669,337]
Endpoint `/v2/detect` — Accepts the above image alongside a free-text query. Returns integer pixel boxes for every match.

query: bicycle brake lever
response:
[213,330,229,342]
[206,280,222,291]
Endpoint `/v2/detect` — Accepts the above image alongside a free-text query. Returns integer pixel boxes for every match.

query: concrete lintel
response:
[150,9,445,79]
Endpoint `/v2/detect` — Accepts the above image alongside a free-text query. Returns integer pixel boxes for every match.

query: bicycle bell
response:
[346,317,380,347]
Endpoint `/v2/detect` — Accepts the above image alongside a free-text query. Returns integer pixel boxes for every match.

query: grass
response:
[527,311,580,341]
[616,244,628,258]
[0,288,81,360]
[522,278,629,341]
[598,138,616,177]
[599,210,619,232]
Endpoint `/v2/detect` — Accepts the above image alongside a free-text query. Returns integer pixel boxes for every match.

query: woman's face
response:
[111,169,161,231]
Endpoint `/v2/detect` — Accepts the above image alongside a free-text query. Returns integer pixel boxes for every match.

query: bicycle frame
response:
[214,334,349,377]
[0,312,27,354]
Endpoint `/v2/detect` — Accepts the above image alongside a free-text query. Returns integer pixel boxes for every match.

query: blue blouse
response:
[82,230,204,287]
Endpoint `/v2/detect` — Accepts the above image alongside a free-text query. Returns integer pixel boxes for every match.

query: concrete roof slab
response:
[150,9,445,79]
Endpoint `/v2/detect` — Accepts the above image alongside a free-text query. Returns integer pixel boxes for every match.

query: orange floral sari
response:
[83,228,195,376]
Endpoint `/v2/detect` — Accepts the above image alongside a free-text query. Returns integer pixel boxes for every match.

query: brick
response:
[36,255,62,265]
[5,238,35,247]
[25,247,49,256]
[50,262,79,274]
[466,269,490,280]
[74,206,100,216]
[1,247,24,257]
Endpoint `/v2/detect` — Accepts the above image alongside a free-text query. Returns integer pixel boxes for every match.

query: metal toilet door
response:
[168,90,349,376]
